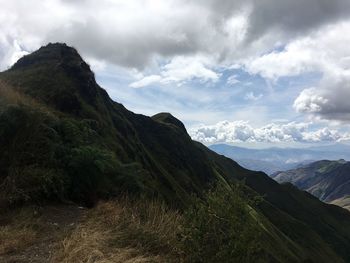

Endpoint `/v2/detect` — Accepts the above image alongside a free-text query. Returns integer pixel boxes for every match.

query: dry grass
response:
[0,80,33,106]
[0,226,37,255]
[52,199,183,263]
[0,80,50,113]
[0,199,183,262]
[53,227,162,263]
[0,207,38,255]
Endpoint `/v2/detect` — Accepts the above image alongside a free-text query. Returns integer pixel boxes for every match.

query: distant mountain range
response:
[209,144,350,174]
[272,160,350,210]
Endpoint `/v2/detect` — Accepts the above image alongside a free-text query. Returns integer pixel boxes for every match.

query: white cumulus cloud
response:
[130,75,162,88]
[189,121,350,144]
[294,72,350,122]
[129,56,220,87]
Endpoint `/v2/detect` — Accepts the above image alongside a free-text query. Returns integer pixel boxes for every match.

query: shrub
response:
[66,146,148,206]
[180,183,264,263]
[0,105,68,205]
[66,146,119,205]
[1,166,68,205]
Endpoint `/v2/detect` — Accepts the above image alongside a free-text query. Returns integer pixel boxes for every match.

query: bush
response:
[0,105,68,205]
[66,146,119,205]
[66,146,148,206]
[180,183,264,263]
[1,166,68,205]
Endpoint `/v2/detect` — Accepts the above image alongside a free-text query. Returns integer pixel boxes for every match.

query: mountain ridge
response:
[210,143,350,174]
[272,159,350,210]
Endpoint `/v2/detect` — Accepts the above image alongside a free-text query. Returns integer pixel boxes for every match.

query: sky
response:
[1,0,350,148]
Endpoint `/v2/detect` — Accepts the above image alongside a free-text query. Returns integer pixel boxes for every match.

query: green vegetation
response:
[0,85,147,206]
[181,183,264,262]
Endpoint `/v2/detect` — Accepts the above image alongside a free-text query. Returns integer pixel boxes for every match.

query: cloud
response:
[189,121,350,144]
[238,20,350,123]
[242,42,315,80]
[246,0,350,41]
[244,92,262,101]
[1,0,350,70]
[294,73,350,122]
[226,75,240,85]
[130,75,162,88]
[293,88,327,113]
[0,38,28,70]
[243,21,350,80]
[161,56,219,83]
[129,56,220,87]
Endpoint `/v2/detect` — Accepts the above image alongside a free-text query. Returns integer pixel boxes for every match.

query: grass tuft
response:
[52,198,183,262]
[0,207,38,255]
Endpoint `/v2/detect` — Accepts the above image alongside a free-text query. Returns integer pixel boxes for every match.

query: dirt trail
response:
[0,205,87,263]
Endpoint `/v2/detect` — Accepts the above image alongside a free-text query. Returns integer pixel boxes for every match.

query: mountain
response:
[209,143,350,174]
[272,160,350,210]
[2,43,350,262]
[331,196,350,211]
[233,159,284,175]
[235,158,303,175]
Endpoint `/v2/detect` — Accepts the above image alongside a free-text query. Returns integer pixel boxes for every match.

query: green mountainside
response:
[1,43,350,262]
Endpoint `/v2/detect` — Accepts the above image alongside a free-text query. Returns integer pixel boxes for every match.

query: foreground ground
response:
[0,200,182,263]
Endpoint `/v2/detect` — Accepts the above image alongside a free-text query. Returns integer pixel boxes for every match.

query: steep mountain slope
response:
[1,43,350,262]
[209,144,350,174]
[0,43,226,207]
[272,160,350,210]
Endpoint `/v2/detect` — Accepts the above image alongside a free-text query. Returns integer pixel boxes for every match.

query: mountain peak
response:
[11,43,84,70]
[9,42,96,92]
[152,112,187,132]
[3,43,102,114]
